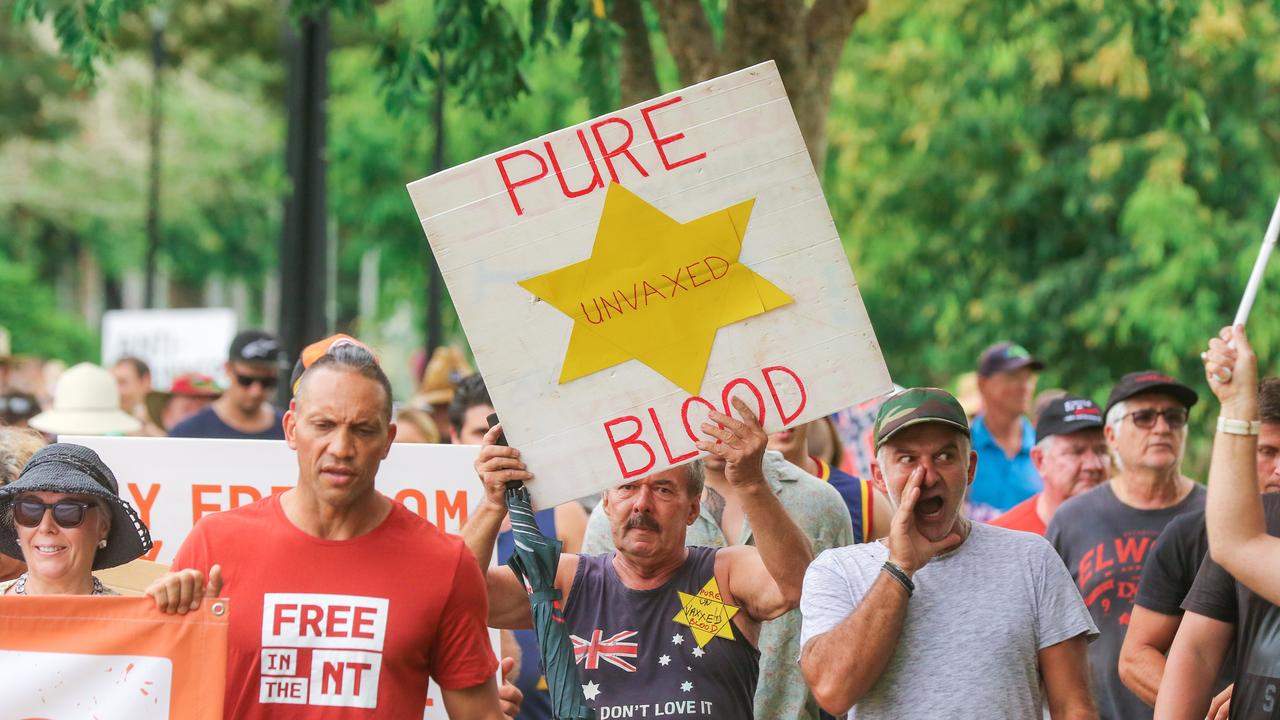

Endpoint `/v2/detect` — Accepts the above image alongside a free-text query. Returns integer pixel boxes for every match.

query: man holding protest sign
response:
[467,397,814,719]
[799,388,1097,719]
[580,431,853,720]
[149,336,509,718]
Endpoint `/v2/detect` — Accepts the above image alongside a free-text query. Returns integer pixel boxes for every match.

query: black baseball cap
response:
[1104,370,1199,418]
[1035,396,1104,444]
[229,330,287,368]
[977,341,1045,377]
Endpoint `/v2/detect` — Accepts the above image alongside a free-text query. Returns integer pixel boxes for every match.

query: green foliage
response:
[0,257,96,361]
[0,21,80,142]
[326,31,592,334]
[11,0,149,84]
[829,0,1280,471]
[16,0,623,121]
[0,47,282,310]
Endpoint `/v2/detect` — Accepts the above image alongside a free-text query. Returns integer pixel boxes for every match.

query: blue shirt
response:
[967,415,1041,522]
[168,405,285,440]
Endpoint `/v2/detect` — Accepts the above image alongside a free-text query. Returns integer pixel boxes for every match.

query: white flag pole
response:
[1233,193,1280,327]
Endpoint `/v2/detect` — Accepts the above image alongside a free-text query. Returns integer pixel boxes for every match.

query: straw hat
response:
[29,363,142,436]
[415,346,473,406]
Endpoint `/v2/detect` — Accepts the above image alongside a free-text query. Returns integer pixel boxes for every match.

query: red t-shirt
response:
[172,493,496,718]
[989,494,1046,535]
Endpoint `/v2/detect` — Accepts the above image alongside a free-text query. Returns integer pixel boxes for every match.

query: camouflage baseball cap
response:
[874,387,971,450]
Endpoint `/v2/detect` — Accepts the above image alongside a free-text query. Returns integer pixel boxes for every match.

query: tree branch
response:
[612,0,661,104]
[651,0,719,84]
[796,0,868,171]
[805,0,868,83]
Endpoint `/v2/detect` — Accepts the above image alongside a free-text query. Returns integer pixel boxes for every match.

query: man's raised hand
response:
[1204,325,1259,415]
[475,423,531,512]
[887,468,962,576]
[696,397,768,489]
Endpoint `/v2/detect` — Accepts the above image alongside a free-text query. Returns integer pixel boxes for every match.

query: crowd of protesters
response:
[1,322,1278,720]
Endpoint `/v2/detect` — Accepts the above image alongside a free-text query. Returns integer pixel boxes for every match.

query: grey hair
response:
[298,343,394,420]
[1105,401,1127,429]
[686,461,705,498]
[0,427,47,486]
[1033,435,1056,454]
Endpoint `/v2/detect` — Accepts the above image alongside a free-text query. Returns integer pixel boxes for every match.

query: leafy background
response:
[4,0,1280,471]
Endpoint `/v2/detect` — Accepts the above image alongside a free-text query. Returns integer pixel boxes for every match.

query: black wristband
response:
[881,560,914,597]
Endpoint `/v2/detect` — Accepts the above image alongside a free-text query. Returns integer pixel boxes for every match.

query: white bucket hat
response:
[30,363,142,436]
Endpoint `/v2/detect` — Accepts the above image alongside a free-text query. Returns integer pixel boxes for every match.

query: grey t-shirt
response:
[1046,482,1205,720]
[799,522,1097,720]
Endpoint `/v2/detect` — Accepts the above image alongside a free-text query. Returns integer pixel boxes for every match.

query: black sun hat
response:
[0,443,152,570]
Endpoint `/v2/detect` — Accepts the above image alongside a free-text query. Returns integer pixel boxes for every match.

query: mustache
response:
[625,513,660,531]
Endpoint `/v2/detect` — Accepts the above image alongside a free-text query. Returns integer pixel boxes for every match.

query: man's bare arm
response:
[441,679,505,720]
[699,399,813,620]
[1152,611,1233,720]
[800,466,962,714]
[1118,606,1181,706]
[1203,326,1280,603]
[1040,636,1097,720]
[462,424,581,629]
[800,573,909,714]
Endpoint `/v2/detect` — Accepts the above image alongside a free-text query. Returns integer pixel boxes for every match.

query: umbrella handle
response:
[488,412,524,491]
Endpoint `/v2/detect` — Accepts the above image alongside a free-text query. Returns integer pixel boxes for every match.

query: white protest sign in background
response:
[67,435,492,719]
[407,61,892,508]
[101,308,238,388]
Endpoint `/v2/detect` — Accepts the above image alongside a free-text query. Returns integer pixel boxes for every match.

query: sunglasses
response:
[0,395,36,416]
[1123,408,1188,430]
[13,499,98,529]
[234,373,278,390]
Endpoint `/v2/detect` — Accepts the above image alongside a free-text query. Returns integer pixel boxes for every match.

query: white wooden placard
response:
[406,61,891,508]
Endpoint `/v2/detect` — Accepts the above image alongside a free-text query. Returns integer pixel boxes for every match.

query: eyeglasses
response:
[12,499,97,529]
[1123,408,1188,430]
[234,373,278,390]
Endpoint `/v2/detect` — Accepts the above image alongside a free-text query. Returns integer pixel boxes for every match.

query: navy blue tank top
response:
[563,547,759,719]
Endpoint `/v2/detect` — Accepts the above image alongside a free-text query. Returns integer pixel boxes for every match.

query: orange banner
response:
[0,595,228,719]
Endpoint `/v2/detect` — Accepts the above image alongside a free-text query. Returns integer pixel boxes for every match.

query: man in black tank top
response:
[463,398,815,719]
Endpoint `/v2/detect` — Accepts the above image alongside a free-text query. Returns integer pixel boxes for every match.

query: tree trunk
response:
[612,0,661,105]
[617,0,869,176]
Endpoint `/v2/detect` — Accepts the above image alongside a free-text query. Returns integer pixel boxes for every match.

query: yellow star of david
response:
[518,183,793,395]
[672,577,739,647]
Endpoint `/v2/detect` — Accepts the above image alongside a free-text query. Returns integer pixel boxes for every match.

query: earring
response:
[97,540,107,549]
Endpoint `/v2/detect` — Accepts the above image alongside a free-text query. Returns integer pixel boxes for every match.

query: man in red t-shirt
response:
[148,336,507,718]
[991,395,1109,535]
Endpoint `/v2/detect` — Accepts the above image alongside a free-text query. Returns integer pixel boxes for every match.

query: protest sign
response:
[406,61,892,508]
[101,308,237,388]
[0,595,228,719]
[65,435,492,719]
[66,435,480,565]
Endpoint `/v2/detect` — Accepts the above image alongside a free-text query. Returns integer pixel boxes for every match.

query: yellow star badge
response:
[672,577,739,647]
[518,183,792,395]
